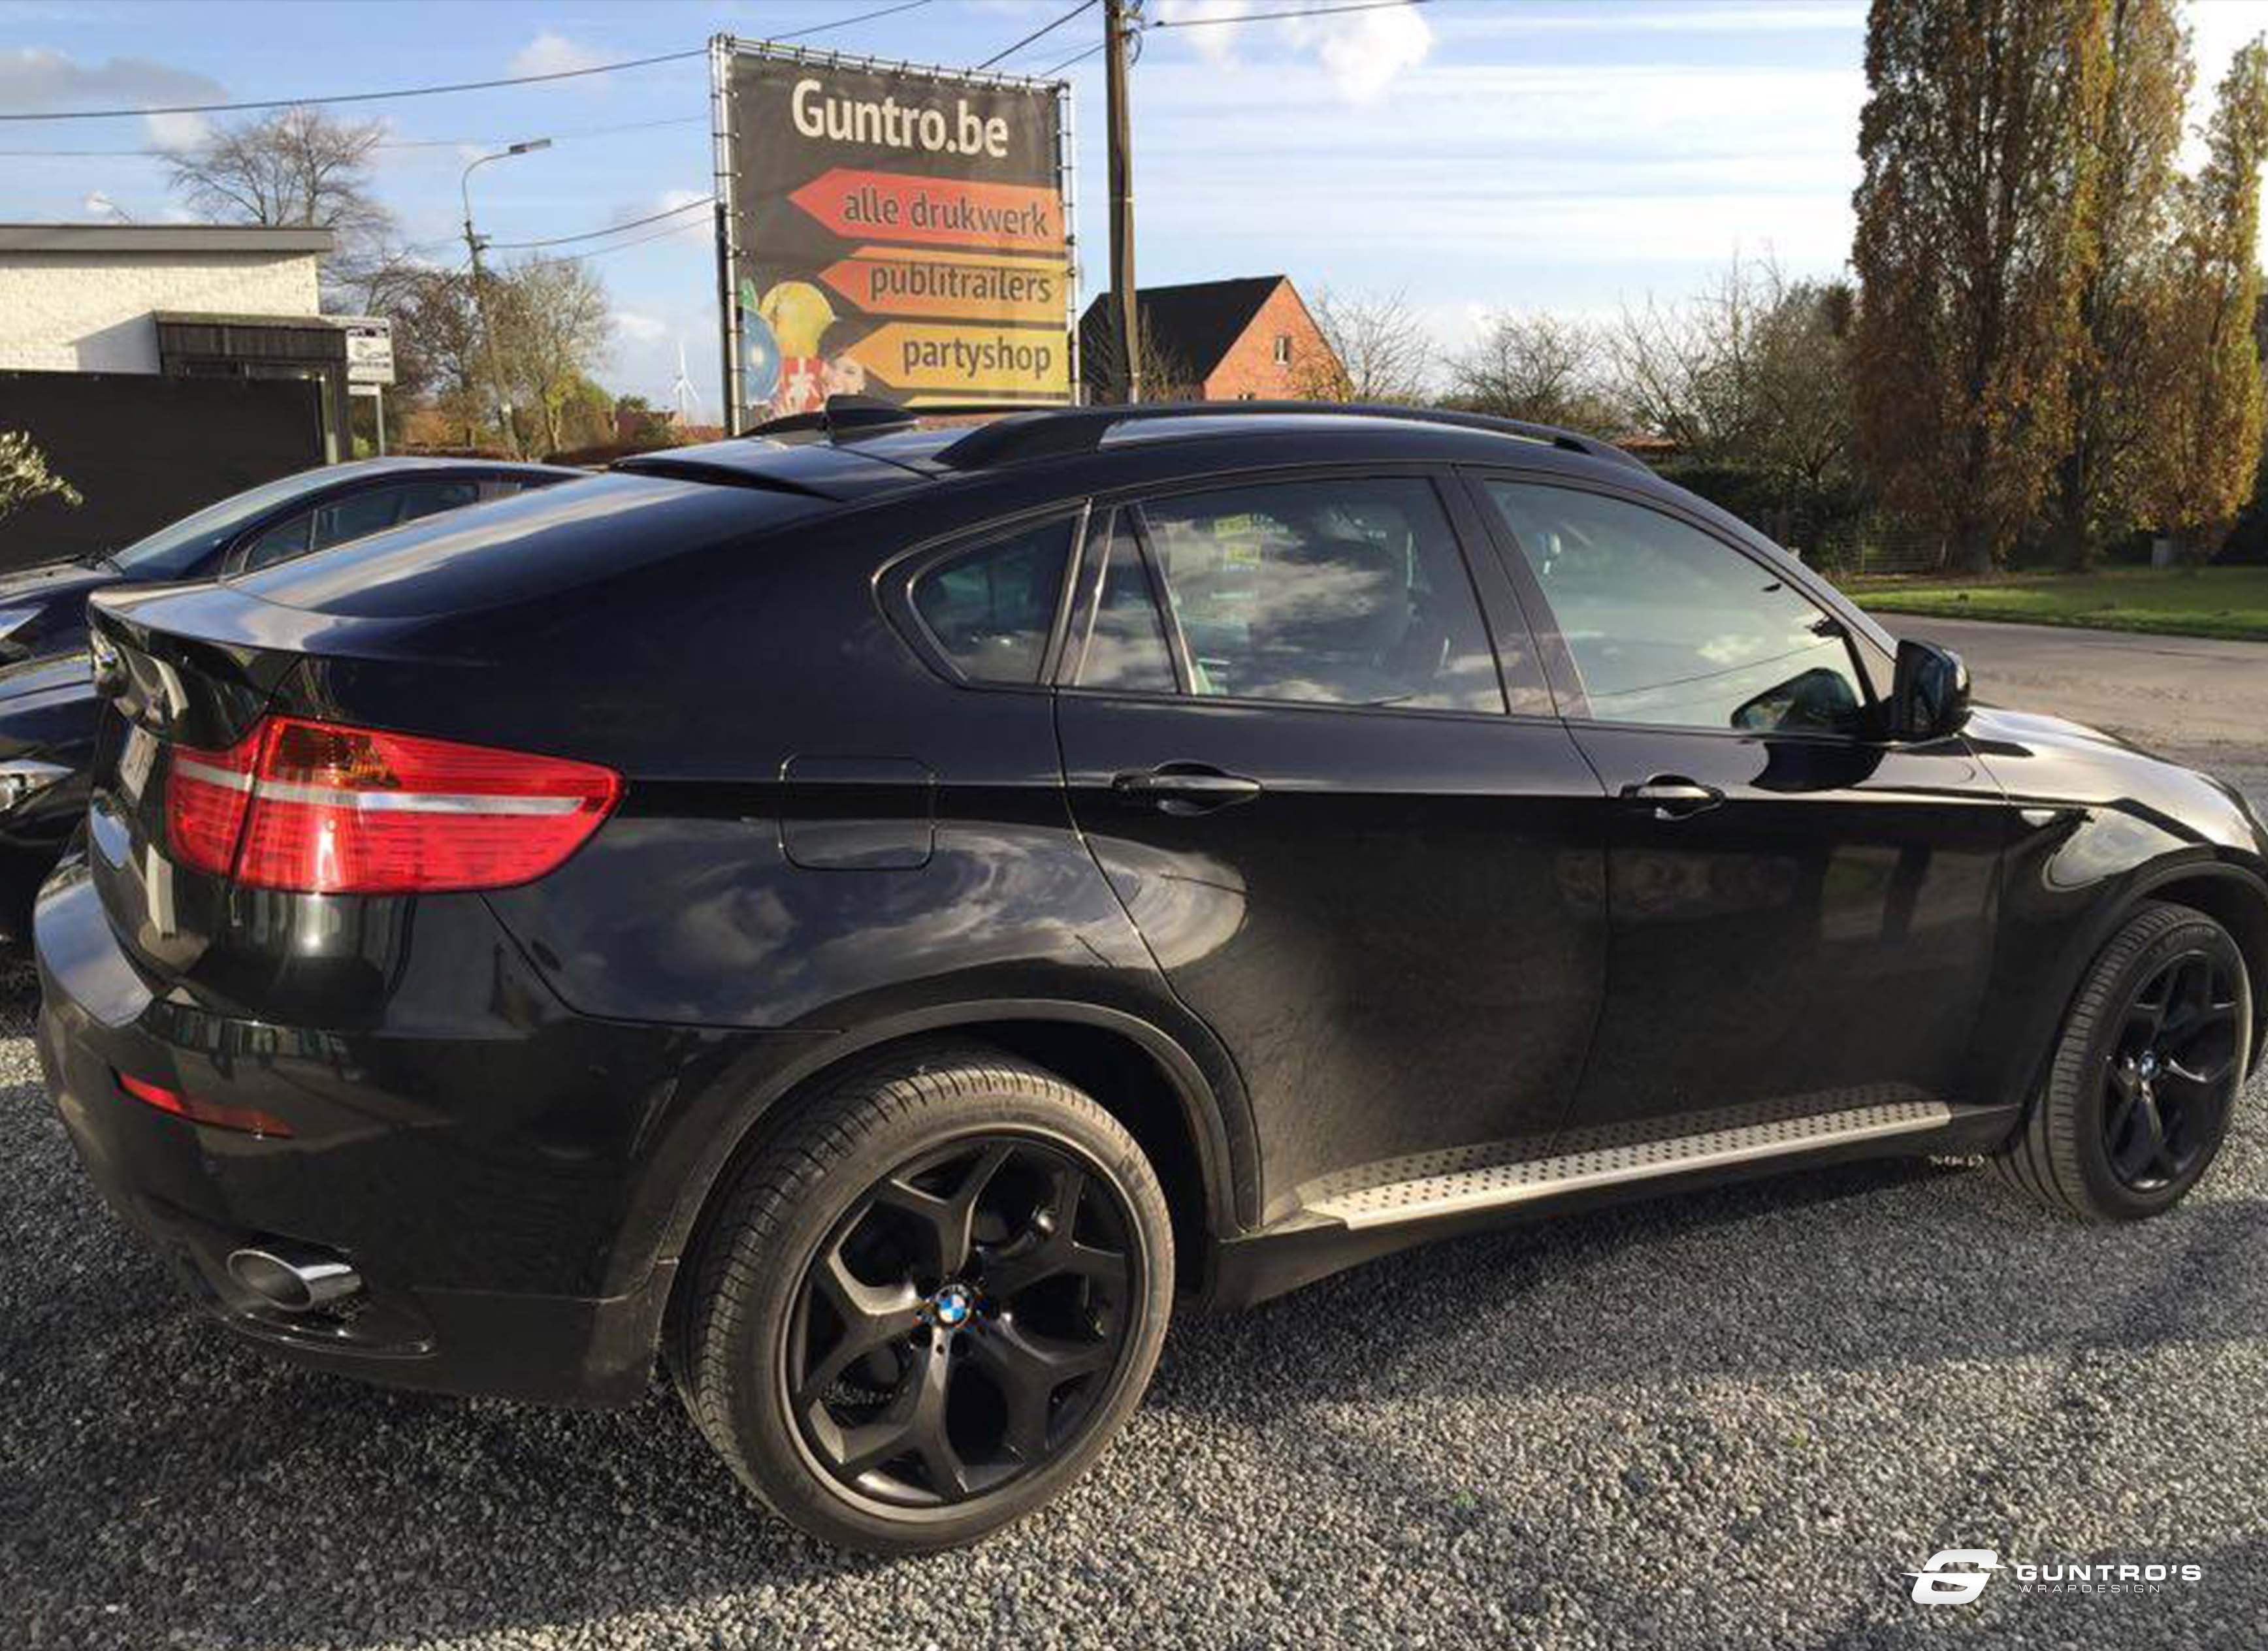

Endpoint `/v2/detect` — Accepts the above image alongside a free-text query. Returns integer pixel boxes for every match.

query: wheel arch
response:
[655,998,1257,1314]
[2138,863,2268,1068]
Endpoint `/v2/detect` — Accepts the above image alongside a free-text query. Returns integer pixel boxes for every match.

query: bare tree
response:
[1448,311,1619,430]
[165,106,398,304]
[388,268,485,440]
[1295,287,1431,402]
[1609,255,1783,455]
[1082,312,1191,402]
[491,257,613,457]
[1604,255,1861,550]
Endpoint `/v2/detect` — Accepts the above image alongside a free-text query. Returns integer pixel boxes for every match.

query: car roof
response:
[311,456,585,485]
[613,404,1651,504]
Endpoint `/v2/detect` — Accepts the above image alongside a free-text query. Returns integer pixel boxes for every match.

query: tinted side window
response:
[394,478,483,524]
[911,517,1073,684]
[310,486,409,552]
[1138,478,1503,712]
[240,510,312,571]
[1074,517,1177,692]
[1484,481,1866,735]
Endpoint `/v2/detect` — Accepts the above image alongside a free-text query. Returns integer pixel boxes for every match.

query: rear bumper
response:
[33,859,807,1407]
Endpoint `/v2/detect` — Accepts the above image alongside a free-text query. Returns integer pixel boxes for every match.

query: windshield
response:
[106,466,347,578]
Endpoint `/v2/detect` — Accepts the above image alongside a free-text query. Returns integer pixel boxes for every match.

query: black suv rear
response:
[37,404,2268,1552]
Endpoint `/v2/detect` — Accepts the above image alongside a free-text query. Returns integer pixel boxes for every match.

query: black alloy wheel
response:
[787,1134,1137,1506]
[1994,901,2252,1221]
[2103,947,2244,1193]
[673,1046,1173,1553]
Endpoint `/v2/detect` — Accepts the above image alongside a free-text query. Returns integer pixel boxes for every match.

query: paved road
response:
[7,618,2268,1650]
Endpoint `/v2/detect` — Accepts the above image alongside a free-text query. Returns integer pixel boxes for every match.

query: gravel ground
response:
[7,622,2268,1650]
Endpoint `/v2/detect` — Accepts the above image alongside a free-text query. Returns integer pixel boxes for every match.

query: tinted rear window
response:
[226,472,828,619]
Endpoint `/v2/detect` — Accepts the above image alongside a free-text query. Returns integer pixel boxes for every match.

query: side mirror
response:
[1890,638,1971,741]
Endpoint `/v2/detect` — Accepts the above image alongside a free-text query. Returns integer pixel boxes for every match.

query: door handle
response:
[1112,765,1263,814]
[1621,775,1725,821]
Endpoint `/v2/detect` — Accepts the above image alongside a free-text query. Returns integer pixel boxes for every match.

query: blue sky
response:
[7,0,2268,408]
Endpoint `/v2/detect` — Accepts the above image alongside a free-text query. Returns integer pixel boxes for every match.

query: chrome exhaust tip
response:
[227,1244,361,1313]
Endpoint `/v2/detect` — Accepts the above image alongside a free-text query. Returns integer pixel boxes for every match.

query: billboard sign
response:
[711,39,1075,430]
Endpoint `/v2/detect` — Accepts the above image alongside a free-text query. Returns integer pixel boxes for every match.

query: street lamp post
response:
[461,138,552,458]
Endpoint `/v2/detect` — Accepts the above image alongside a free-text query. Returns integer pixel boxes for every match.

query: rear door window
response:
[1072,514,1178,693]
[1131,477,1504,712]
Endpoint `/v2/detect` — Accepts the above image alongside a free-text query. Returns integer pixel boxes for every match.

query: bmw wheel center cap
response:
[931,1283,974,1328]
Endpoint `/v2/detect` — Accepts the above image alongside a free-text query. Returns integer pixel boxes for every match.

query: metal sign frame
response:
[708,33,1079,435]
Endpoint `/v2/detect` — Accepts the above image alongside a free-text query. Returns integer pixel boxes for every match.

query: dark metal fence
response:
[0,371,325,571]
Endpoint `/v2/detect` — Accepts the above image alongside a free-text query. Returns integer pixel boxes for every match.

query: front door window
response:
[1482,481,1866,735]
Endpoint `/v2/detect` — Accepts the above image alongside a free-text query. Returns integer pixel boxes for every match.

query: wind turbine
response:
[672,338,702,426]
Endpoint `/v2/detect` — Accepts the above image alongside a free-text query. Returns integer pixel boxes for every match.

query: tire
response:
[1992,901,2253,1221]
[673,1043,1174,1554]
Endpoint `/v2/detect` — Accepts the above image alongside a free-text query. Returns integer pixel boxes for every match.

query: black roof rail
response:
[933,400,1651,473]
[745,394,1073,444]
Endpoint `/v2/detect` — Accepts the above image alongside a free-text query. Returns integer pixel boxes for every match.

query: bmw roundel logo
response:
[931,1283,973,1328]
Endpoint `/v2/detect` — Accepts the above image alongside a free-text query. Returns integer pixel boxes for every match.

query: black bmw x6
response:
[36,402,2267,1552]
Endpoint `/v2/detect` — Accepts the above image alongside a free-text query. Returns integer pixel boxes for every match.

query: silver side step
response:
[1302,1098,1954,1230]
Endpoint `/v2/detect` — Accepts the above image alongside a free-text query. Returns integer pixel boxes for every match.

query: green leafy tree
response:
[2052,0,2192,568]
[489,257,613,458]
[1851,0,2109,573]
[2143,37,2268,564]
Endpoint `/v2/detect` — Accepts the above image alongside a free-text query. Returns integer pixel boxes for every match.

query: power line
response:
[487,196,714,251]
[1040,40,1109,74]
[772,0,936,42]
[0,1,937,124]
[0,114,710,161]
[377,114,709,151]
[575,217,713,259]
[975,0,1100,71]
[1149,0,1435,27]
[0,46,707,123]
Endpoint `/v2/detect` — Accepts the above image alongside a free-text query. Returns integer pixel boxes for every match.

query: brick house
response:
[1078,274,1340,402]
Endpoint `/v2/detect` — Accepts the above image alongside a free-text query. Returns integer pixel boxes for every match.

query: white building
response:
[0,222,332,374]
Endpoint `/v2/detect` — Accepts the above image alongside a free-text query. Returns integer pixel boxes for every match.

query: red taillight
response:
[116,1070,293,1137]
[163,716,621,894]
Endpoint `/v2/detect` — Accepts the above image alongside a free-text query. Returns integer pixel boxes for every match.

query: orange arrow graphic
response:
[788,168,1062,252]
[846,322,1069,396]
[821,249,1067,323]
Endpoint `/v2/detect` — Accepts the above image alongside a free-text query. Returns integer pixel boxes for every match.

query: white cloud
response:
[0,45,223,111]
[508,31,609,80]
[1161,0,1246,65]
[1284,5,1432,105]
[614,310,668,343]
[1154,0,1434,104]
[142,108,209,152]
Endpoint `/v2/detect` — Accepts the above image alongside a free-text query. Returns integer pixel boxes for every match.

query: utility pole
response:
[461,139,551,458]
[1103,0,1141,404]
